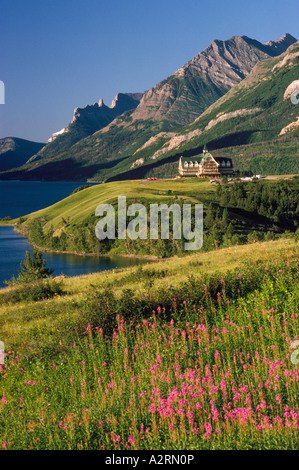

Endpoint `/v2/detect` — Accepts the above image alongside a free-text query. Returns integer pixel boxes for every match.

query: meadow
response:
[0,238,298,450]
[6,176,299,258]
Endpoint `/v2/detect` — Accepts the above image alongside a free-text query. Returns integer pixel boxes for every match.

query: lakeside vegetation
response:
[0,174,298,450]
[0,238,298,449]
[8,176,299,258]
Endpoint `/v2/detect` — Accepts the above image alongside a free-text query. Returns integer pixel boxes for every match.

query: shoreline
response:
[12,226,162,261]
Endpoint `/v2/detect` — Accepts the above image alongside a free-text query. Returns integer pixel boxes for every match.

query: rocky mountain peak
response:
[133,35,278,126]
[27,91,144,165]
[69,92,143,127]
[263,33,297,56]
[5,33,297,181]
[110,92,144,114]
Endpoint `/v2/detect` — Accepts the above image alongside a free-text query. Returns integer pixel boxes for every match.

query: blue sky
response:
[0,0,298,142]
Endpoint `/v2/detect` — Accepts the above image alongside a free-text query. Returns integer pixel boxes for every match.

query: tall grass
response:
[0,259,298,450]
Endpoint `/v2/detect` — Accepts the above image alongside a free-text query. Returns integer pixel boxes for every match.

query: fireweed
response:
[0,260,298,450]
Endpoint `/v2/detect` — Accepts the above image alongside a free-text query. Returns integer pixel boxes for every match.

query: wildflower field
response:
[0,242,298,451]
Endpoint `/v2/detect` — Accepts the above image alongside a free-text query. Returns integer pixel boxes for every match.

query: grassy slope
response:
[0,237,297,357]
[104,43,299,180]
[0,176,297,358]
[12,179,214,229]
[6,176,284,229]
[6,176,297,260]
[0,235,298,450]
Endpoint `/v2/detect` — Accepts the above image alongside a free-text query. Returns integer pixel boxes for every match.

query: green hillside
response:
[0,237,298,449]
[0,137,45,172]
[114,42,299,180]
[26,93,144,167]
[1,35,295,181]
[7,176,299,258]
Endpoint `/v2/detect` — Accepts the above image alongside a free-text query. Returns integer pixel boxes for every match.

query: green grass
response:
[2,44,298,183]
[0,174,298,450]
[6,179,216,257]
[0,237,297,358]
[5,176,298,259]
[0,238,298,449]
[17,178,210,230]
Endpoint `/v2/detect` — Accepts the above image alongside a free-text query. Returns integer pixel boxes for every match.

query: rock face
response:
[131,35,297,126]
[27,92,144,164]
[110,93,144,113]
[264,33,297,56]
[71,93,143,126]
[136,41,299,177]
[1,33,297,180]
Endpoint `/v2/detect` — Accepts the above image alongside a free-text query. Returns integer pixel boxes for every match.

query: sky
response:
[0,0,298,143]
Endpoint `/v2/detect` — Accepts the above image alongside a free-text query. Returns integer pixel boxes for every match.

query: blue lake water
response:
[0,181,150,287]
[0,226,149,288]
[0,180,95,219]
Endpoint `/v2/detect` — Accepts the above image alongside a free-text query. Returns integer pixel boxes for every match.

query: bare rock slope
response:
[1,33,297,180]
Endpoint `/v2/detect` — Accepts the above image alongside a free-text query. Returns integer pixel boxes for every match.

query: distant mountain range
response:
[0,33,297,180]
[0,137,45,172]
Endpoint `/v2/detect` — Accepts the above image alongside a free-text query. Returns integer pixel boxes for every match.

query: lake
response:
[0,180,96,219]
[0,181,151,287]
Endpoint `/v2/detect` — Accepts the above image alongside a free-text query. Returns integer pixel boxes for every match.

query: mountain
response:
[132,34,297,126]
[264,32,297,56]
[112,40,299,179]
[27,92,144,165]
[0,33,297,181]
[0,137,45,172]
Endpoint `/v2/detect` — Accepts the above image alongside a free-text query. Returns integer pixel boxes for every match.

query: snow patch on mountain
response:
[47,128,66,143]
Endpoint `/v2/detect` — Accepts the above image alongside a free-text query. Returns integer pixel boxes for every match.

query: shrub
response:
[71,185,91,195]
[0,279,65,304]
[83,259,299,335]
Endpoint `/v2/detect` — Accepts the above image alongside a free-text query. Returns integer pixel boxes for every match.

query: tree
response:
[221,207,229,232]
[205,204,216,228]
[6,249,53,285]
[28,218,44,245]
[220,189,230,206]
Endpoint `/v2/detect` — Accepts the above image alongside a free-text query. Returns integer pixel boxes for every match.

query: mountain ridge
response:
[0,137,45,172]
[0,33,297,181]
[263,32,297,55]
[116,41,299,179]
[27,92,145,165]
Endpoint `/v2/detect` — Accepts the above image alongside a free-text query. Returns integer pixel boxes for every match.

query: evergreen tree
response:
[6,250,53,285]
[226,222,234,238]
[30,219,44,244]
[205,204,216,228]
[220,189,230,206]
[221,207,229,232]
